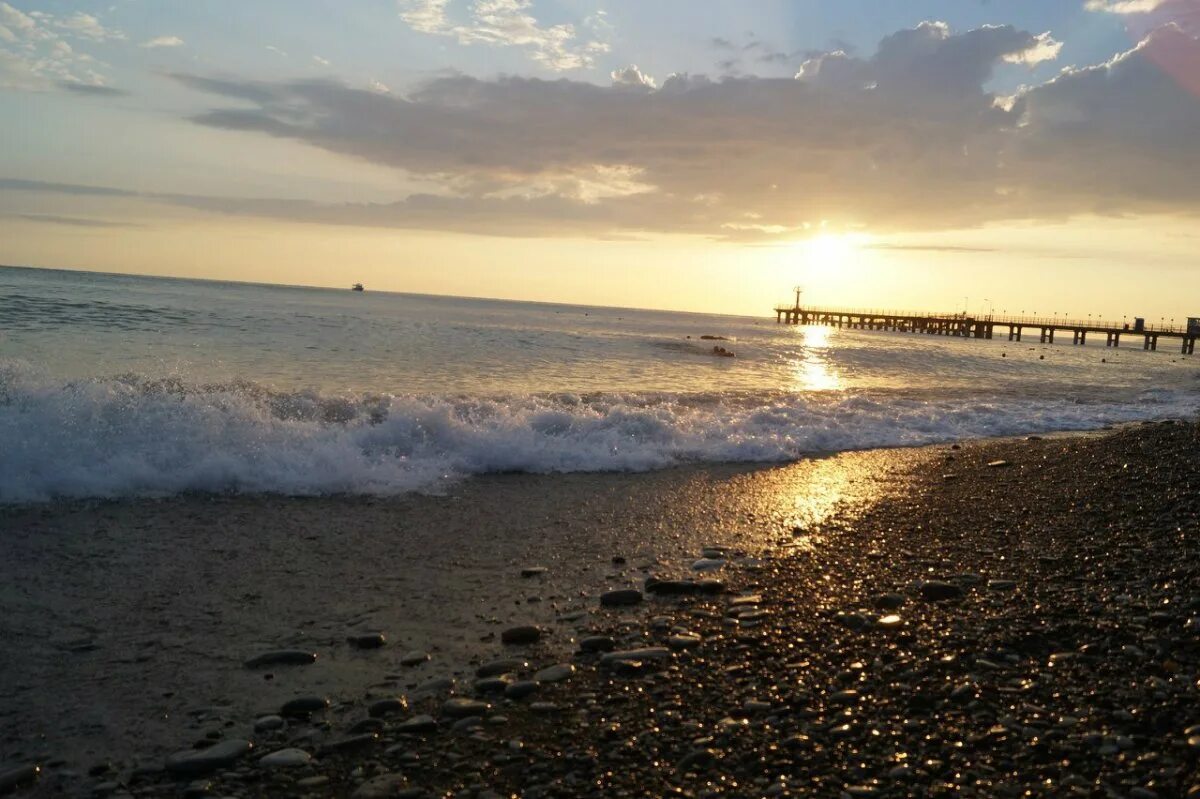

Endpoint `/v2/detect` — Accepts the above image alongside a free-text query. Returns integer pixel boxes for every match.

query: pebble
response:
[600,589,644,607]
[280,696,330,717]
[399,650,430,666]
[668,633,703,649]
[347,632,387,649]
[691,558,725,572]
[443,698,491,718]
[368,697,408,717]
[476,658,529,678]
[164,740,254,777]
[533,664,575,683]
[520,567,548,577]
[600,647,671,665]
[352,773,409,798]
[243,650,317,668]
[987,579,1017,591]
[318,733,379,754]
[253,715,285,732]
[258,748,312,768]
[918,580,964,601]
[500,625,542,645]
[411,677,455,696]
[578,635,616,652]
[394,715,438,734]
[0,765,40,794]
[504,680,539,700]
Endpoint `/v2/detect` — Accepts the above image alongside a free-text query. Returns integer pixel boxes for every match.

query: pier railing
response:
[773,304,1187,335]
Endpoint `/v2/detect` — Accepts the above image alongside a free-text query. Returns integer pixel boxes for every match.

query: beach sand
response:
[2,422,1198,797]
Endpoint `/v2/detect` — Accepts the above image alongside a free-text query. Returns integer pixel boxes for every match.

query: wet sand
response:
[2,422,1198,797]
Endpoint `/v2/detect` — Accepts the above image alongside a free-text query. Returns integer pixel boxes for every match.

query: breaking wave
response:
[0,361,1192,502]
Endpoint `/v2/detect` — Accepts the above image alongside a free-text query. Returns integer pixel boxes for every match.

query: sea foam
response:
[0,362,1191,503]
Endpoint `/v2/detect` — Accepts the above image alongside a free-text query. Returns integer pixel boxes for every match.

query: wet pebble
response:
[500,626,542,645]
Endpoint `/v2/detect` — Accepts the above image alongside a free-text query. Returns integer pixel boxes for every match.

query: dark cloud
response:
[11,213,140,227]
[58,81,128,97]
[23,21,1200,241]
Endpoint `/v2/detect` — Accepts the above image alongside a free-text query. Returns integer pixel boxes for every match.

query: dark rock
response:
[243,650,316,668]
[918,581,964,601]
[368,697,408,718]
[873,593,906,610]
[578,635,616,653]
[504,680,539,700]
[476,658,529,678]
[443,698,491,718]
[394,715,438,734]
[280,696,330,717]
[347,632,387,649]
[348,718,386,734]
[164,740,253,777]
[520,567,548,578]
[318,733,379,755]
[600,588,644,607]
[500,626,542,645]
[0,765,40,794]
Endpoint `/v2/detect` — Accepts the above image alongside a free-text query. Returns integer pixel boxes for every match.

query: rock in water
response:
[443,698,491,718]
[578,635,616,653]
[243,650,316,668]
[399,650,429,666]
[353,774,409,798]
[501,626,542,645]
[600,589,643,607]
[600,647,671,665]
[533,664,575,683]
[258,748,312,768]
[165,740,253,777]
[919,581,964,601]
[368,697,408,718]
[476,658,529,678]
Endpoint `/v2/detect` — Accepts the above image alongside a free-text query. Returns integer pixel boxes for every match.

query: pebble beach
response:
[3,420,1199,798]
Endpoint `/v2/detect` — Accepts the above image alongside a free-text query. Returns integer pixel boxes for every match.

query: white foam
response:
[0,361,1192,503]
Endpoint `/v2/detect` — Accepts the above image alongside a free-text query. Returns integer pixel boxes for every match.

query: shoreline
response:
[2,420,1198,797]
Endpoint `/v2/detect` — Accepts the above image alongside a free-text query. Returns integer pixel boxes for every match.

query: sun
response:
[799,232,870,265]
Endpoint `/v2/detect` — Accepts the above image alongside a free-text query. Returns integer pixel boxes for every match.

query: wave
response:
[0,362,1193,502]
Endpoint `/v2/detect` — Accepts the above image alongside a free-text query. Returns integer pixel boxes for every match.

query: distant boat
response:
[351,283,364,292]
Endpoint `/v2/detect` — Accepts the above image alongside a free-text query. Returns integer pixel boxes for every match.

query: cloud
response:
[610,64,655,89]
[1085,0,1170,13]
[0,2,119,89]
[57,80,127,96]
[10,213,140,228]
[141,35,184,48]
[312,55,331,66]
[27,20,1200,241]
[397,0,609,71]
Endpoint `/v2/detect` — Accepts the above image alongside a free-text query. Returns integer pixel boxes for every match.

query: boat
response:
[351,283,364,292]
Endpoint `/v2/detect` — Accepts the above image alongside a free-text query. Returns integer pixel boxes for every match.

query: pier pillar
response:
[1152,335,1158,351]
[1144,335,1151,350]
[1016,327,1022,342]
[1047,328,1055,344]
[1080,331,1087,345]
[1106,333,1113,347]
[1039,328,1047,344]
[1114,333,1120,348]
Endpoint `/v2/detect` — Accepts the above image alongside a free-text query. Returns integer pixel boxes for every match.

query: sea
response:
[1,265,1196,503]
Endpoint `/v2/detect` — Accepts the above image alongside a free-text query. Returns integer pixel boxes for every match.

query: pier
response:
[773,304,1198,354]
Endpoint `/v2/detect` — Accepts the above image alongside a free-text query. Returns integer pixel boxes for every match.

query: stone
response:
[353,773,409,798]
[533,664,575,683]
[529,702,559,713]
[347,632,387,649]
[644,578,699,596]
[443,698,491,718]
[368,697,408,718]
[500,626,542,645]
[873,593,906,610]
[319,733,379,754]
[0,765,40,794]
[411,677,455,696]
[600,647,671,665]
[918,581,964,601]
[691,558,725,572]
[987,579,1017,591]
[504,680,539,700]
[254,715,285,732]
[578,636,616,653]
[987,460,1010,468]
[348,718,386,735]
[520,567,548,578]
[399,650,430,666]
[678,748,719,772]
[668,633,703,650]
[258,748,312,768]
[164,740,254,777]
[394,715,438,734]
[474,676,512,694]
[476,658,529,678]
[280,696,330,717]
[600,589,644,607]
[243,650,317,668]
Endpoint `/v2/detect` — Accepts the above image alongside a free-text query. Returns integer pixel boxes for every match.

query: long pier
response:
[773,304,1197,354]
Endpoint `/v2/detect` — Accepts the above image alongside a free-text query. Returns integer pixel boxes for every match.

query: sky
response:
[1,0,1199,320]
